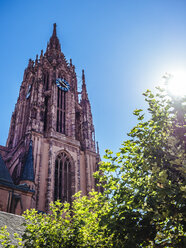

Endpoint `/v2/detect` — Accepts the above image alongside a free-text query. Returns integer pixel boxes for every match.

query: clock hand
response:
[62,82,68,88]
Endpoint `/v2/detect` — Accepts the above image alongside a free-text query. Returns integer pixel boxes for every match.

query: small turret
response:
[35,54,38,67]
[40,49,43,58]
[28,59,34,68]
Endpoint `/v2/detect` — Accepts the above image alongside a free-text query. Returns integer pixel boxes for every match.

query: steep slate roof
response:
[0,152,34,192]
[0,153,13,184]
[20,141,35,182]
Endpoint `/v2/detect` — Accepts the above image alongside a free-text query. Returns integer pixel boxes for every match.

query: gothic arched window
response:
[54,152,71,203]
[56,87,66,134]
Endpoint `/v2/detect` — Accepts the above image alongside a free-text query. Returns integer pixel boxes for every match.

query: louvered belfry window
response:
[54,152,71,203]
[56,87,66,134]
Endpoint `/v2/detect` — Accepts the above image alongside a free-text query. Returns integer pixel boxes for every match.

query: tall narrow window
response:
[56,87,66,134]
[44,72,49,90]
[54,153,71,203]
[44,97,48,132]
[75,112,81,141]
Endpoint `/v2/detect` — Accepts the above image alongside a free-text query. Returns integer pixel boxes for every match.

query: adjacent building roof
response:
[0,152,34,193]
[0,153,14,184]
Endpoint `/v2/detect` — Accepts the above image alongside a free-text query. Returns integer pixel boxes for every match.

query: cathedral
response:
[0,24,100,214]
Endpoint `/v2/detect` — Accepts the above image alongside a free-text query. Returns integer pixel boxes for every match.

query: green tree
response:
[1,87,185,248]
[0,191,112,247]
[95,87,186,247]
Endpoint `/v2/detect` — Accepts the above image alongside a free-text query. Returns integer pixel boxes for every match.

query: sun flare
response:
[164,70,186,97]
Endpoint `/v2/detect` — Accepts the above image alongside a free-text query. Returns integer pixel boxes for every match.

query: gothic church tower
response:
[0,24,99,213]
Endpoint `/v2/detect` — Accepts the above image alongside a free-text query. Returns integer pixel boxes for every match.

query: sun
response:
[164,70,186,97]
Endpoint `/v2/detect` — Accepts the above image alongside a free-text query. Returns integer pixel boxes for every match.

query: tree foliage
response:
[0,87,185,247]
[0,191,112,247]
[95,88,186,247]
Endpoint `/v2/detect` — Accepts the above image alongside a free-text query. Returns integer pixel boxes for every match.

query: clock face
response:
[56,78,70,91]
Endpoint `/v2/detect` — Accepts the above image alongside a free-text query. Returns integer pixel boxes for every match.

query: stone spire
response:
[80,70,95,152]
[81,69,89,101]
[47,23,61,51]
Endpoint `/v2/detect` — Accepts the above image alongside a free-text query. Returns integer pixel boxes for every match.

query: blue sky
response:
[0,0,186,157]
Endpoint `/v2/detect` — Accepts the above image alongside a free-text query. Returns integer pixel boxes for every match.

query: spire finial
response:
[35,54,38,66]
[40,49,43,59]
[53,23,57,36]
[82,69,85,84]
[81,69,88,100]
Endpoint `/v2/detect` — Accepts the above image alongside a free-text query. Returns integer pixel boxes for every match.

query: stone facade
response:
[0,24,100,214]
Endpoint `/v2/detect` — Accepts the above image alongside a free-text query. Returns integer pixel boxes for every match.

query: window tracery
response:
[54,152,72,203]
